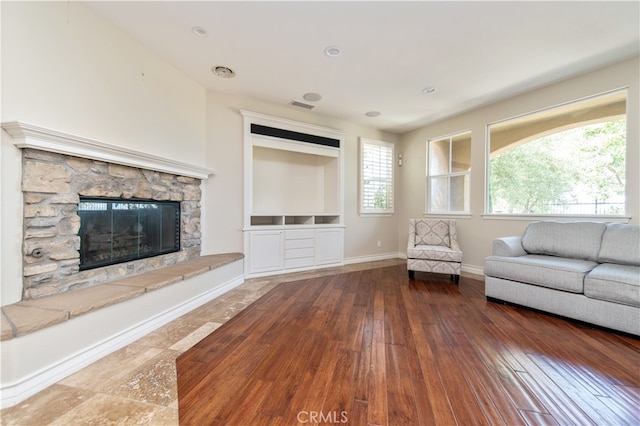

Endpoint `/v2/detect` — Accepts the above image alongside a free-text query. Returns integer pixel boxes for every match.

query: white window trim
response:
[426,130,471,215]
[484,88,628,218]
[360,138,394,215]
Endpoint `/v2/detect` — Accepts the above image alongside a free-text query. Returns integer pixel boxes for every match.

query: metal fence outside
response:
[542,200,625,215]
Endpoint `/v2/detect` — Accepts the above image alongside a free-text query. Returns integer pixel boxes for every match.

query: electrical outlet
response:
[377,240,381,247]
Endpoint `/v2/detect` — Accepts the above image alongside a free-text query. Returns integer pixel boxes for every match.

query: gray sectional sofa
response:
[484,221,640,336]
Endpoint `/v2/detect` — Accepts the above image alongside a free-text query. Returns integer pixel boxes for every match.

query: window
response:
[487,90,626,216]
[360,138,394,214]
[427,131,471,214]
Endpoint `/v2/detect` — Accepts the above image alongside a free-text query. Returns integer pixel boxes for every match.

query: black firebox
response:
[78,197,180,270]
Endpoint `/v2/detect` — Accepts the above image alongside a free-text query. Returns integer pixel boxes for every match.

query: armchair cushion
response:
[414,219,450,247]
[407,245,463,263]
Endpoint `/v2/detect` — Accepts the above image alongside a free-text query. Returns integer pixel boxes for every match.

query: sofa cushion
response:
[598,223,640,266]
[484,254,597,293]
[407,245,462,262]
[414,219,450,247]
[585,263,640,307]
[521,221,607,261]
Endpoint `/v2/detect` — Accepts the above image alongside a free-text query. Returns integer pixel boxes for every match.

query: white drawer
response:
[285,247,314,259]
[285,256,314,269]
[285,238,314,249]
[285,229,315,240]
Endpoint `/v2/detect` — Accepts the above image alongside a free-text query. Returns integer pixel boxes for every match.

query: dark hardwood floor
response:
[177,265,640,425]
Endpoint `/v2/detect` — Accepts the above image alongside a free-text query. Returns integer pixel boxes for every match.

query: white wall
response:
[1,1,207,163]
[0,134,23,305]
[397,57,640,272]
[201,91,401,261]
[0,2,208,305]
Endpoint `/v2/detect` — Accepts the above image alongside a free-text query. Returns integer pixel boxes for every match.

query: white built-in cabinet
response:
[242,111,345,277]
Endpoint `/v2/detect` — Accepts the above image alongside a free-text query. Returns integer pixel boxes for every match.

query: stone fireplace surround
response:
[4,122,215,300]
[21,149,202,299]
[1,122,248,409]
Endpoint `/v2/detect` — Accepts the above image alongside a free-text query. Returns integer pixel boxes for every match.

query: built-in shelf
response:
[252,145,339,214]
[242,111,345,276]
[250,216,284,226]
[285,215,313,225]
[250,214,341,227]
[314,215,341,225]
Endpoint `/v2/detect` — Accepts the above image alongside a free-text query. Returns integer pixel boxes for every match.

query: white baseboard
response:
[343,252,404,264]
[345,253,484,278]
[462,264,485,277]
[0,260,244,409]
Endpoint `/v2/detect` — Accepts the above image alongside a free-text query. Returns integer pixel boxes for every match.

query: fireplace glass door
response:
[78,198,180,270]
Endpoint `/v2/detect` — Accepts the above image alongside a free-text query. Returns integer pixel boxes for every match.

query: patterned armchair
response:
[407,219,463,283]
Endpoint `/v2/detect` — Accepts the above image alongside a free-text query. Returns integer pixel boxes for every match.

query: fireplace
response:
[2,121,214,300]
[78,198,181,270]
[15,146,204,300]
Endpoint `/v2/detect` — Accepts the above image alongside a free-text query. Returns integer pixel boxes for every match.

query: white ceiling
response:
[85,1,639,134]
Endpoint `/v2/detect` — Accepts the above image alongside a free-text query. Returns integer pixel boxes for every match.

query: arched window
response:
[487,90,626,216]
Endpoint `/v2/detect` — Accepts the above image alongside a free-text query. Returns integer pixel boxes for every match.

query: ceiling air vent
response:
[289,100,315,110]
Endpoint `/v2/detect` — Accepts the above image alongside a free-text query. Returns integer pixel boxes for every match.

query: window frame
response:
[484,89,628,219]
[359,137,395,215]
[426,130,472,215]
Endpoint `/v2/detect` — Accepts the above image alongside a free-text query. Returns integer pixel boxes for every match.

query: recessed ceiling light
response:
[423,87,437,94]
[365,111,381,117]
[324,46,342,57]
[303,92,322,102]
[212,66,235,78]
[192,26,208,37]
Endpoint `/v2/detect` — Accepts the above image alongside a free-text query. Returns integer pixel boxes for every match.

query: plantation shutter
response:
[361,138,394,214]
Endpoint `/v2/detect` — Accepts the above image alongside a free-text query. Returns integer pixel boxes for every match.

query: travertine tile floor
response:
[1,259,405,425]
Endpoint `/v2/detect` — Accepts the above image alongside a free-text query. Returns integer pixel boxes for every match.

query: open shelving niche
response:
[250,215,341,227]
[242,110,345,276]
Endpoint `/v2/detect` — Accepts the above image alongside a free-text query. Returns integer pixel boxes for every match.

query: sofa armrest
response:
[492,236,526,257]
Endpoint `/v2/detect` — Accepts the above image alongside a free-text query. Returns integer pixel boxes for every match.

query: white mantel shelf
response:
[2,121,215,179]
